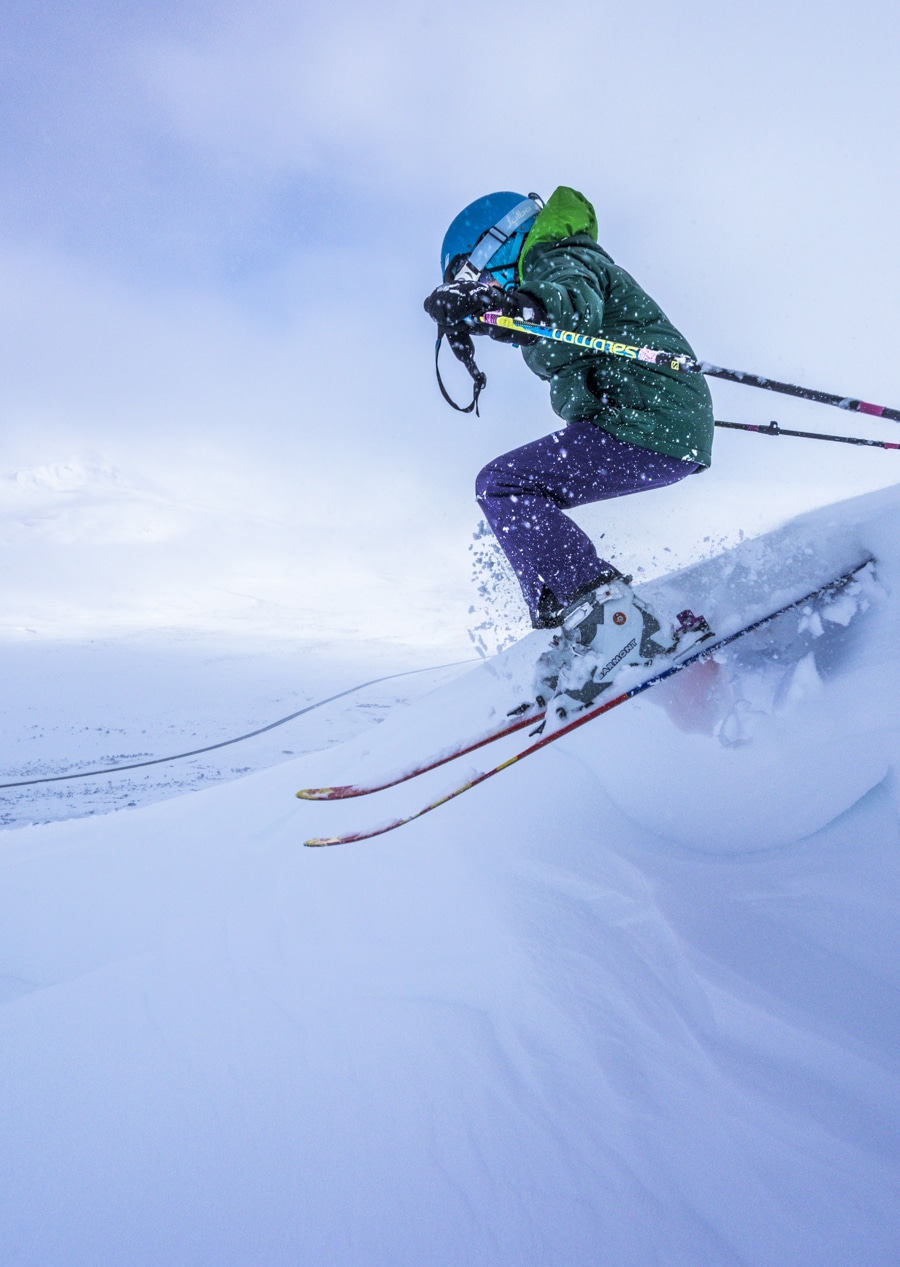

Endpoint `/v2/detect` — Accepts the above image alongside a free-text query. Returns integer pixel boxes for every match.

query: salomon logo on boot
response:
[539,576,672,724]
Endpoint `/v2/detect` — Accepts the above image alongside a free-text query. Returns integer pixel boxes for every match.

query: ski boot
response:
[536,572,714,725]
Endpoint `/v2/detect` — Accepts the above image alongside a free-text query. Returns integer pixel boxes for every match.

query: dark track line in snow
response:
[0,659,477,790]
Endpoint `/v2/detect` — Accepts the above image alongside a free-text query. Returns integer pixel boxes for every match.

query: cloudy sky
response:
[1,0,898,647]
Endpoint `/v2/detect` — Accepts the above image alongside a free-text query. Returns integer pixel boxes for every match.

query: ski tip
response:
[296,787,338,800]
[304,835,343,848]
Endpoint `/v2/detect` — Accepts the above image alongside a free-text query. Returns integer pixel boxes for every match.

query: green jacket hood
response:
[518,186,598,275]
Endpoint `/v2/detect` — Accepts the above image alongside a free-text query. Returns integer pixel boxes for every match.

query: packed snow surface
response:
[1,485,900,1264]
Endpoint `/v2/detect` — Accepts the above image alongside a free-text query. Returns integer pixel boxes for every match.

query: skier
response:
[423,186,715,717]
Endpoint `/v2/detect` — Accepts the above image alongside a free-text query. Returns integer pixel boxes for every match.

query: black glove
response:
[482,289,545,345]
[423,280,514,328]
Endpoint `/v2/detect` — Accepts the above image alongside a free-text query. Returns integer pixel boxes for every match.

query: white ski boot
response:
[534,572,713,724]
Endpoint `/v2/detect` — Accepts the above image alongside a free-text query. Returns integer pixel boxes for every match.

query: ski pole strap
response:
[435,329,486,415]
[478,313,900,423]
[716,419,900,450]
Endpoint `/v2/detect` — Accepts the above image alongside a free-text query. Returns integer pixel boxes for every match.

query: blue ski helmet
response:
[440,191,542,290]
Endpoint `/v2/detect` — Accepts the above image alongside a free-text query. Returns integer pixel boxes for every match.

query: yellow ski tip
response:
[304,836,341,848]
[296,788,334,800]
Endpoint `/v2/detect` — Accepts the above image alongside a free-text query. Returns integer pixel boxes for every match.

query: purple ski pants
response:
[476,420,698,627]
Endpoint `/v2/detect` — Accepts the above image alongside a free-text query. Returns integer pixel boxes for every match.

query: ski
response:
[296,706,544,801]
[302,561,873,847]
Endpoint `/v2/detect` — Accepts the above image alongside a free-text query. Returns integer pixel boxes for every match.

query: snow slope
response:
[0,636,472,830]
[1,485,899,1265]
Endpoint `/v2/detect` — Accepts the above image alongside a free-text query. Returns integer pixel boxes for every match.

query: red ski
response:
[295,705,544,801]
[301,561,873,846]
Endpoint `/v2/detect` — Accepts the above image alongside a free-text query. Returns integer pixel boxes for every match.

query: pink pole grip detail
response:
[858,401,885,416]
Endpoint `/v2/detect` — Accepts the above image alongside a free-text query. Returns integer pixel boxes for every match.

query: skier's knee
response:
[475,460,501,504]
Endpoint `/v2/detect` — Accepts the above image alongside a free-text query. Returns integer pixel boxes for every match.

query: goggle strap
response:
[454,197,540,280]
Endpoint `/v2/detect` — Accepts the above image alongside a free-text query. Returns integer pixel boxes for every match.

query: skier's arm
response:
[518,250,607,337]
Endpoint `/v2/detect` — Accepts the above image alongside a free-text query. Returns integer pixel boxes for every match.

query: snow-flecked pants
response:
[476,420,698,627]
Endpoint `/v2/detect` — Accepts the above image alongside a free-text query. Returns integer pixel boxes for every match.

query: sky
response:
[1,0,898,647]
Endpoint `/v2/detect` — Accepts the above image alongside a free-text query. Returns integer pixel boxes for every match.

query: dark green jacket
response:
[517,187,713,467]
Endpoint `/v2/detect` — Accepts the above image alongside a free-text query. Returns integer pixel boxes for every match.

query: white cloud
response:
[2,0,898,646]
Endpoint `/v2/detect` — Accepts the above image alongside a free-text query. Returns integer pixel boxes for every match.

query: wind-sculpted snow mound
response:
[0,485,898,1265]
[291,483,894,852]
[566,486,897,852]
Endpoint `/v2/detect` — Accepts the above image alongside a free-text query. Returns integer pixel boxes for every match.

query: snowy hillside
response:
[1,484,898,1264]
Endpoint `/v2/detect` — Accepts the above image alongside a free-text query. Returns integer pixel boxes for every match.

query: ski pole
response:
[478,313,900,423]
[715,419,900,450]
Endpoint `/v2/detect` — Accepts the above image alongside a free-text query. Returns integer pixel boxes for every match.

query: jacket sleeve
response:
[519,245,607,337]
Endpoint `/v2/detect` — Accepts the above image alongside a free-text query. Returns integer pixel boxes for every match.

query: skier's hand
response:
[423,280,511,328]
